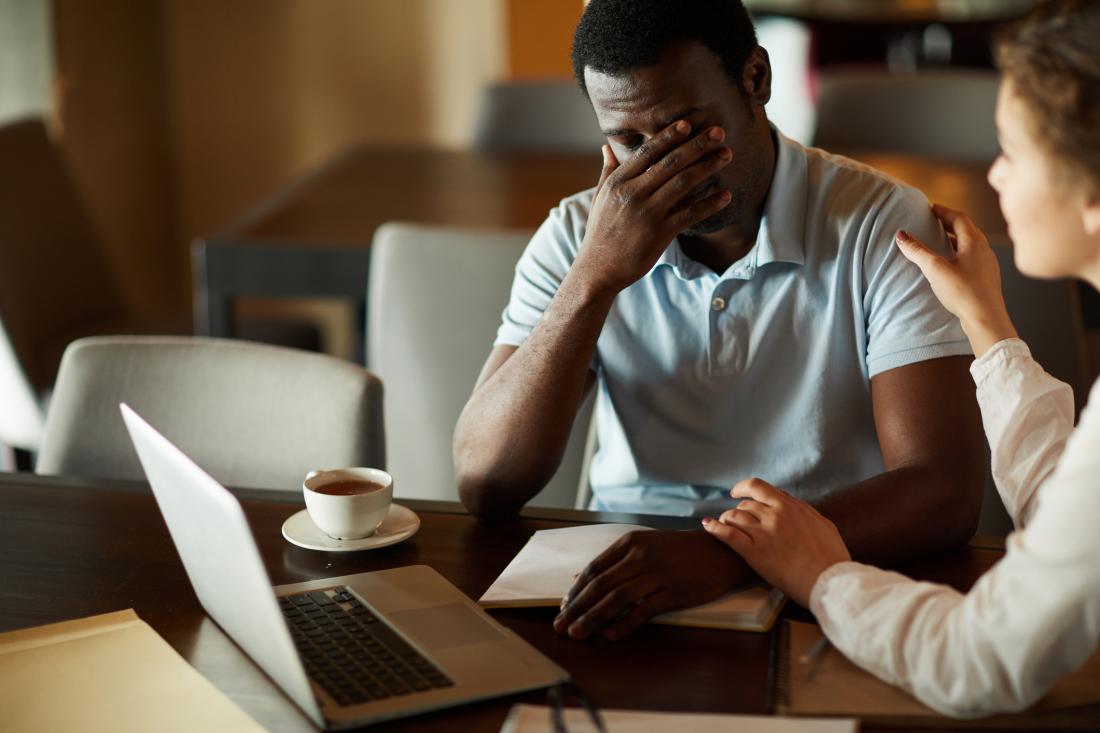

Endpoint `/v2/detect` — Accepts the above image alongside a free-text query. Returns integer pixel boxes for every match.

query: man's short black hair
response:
[571,0,758,97]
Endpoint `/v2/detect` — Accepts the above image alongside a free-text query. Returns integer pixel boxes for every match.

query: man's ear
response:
[742,46,772,107]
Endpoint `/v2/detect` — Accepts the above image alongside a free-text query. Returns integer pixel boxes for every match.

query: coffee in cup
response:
[303,467,393,540]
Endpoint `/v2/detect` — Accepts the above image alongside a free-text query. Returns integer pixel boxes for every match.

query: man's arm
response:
[554,353,985,640]
[454,121,735,517]
[817,354,985,562]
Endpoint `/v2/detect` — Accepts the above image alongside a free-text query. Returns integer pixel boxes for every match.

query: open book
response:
[479,523,785,632]
[776,620,1100,728]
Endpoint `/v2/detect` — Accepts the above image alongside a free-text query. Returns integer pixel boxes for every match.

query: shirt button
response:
[711,297,726,311]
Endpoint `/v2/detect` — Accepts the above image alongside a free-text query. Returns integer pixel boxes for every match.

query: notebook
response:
[479,524,786,632]
[500,703,856,733]
[0,609,268,733]
[775,620,1100,728]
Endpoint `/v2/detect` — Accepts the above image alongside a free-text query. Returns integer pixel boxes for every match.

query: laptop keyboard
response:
[279,586,453,707]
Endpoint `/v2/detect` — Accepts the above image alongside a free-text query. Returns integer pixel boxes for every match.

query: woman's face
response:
[987,79,1099,280]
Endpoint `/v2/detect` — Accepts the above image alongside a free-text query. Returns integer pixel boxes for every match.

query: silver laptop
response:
[120,404,567,730]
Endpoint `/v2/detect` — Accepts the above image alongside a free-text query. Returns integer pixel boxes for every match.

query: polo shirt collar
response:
[755,127,807,268]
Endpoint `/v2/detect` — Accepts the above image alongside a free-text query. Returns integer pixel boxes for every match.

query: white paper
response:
[501,704,857,733]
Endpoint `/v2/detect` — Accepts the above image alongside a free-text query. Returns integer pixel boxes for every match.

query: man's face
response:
[584,40,772,236]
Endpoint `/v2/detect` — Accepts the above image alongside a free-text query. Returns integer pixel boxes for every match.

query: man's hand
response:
[703,478,851,608]
[574,120,733,294]
[553,529,750,641]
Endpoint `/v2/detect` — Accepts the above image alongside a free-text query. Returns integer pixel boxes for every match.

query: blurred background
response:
[3,0,1088,522]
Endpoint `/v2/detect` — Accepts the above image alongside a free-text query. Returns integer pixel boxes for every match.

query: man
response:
[453,0,985,641]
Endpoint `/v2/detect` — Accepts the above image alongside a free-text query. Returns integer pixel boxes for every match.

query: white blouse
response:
[810,338,1100,717]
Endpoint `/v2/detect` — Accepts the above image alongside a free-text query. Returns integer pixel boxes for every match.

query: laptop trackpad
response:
[388,603,507,650]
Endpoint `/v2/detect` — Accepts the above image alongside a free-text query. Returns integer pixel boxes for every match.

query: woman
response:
[702,0,1100,718]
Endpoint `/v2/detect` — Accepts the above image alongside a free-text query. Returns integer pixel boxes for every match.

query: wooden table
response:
[1,471,1006,732]
[193,145,1005,349]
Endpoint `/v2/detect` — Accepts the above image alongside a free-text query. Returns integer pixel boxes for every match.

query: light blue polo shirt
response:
[496,130,970,517]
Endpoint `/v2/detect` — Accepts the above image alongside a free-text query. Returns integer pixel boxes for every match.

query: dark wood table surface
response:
[193,144,1006,347]
[2,471,1008,732]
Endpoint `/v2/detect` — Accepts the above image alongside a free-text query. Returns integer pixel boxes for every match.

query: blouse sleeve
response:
[808,351,1100,718]
[969,338,1075,528]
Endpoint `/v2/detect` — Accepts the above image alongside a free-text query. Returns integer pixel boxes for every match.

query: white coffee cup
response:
[303,467,393,540]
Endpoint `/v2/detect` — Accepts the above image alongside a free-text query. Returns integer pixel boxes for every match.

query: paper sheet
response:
[0,609,269,733]
[501,704,857,733]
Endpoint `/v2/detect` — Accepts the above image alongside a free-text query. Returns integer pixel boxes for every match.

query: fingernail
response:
[708,127,723,141]
[701,517,712,525]
[675,120,689,133]
[896,230,910,243]
[718,147,732,160]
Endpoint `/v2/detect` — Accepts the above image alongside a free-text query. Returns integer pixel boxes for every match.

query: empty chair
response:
[975,242,1089,536]
[37,336,384,491]
[368,222,593,507]
[472,80,606,153]
[812,68,1000,161]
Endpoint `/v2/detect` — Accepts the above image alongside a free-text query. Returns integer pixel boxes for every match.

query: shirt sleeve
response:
[970,338,1075,528]
[862,185,972,378]
[494,192,589,349]
[809,373,1100,719]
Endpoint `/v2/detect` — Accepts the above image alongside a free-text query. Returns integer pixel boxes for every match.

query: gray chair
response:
[36,336,384,491]
[812,68,1000,161]
[368,222,594,507]
[472,80,606,153]
[975,242,1089,536]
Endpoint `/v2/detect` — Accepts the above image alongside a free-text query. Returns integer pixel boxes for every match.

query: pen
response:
[799,635,831,680]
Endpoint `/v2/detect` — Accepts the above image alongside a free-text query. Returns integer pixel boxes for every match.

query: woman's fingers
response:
[702,516,754,552]
[729,477,783,506]
[931,203,984,251]
[896,229,951,275]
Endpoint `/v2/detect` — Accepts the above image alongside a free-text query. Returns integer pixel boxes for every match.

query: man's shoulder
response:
[528,186,598,256]
[552,186,598,223]
[800,143,927,216]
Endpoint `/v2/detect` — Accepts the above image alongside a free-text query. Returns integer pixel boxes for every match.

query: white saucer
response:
[281,504,420,552]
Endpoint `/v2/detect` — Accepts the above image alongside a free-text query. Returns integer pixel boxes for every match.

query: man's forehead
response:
[583,42,730,130]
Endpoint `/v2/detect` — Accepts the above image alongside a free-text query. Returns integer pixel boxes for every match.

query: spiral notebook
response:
[774,620,1100,728]
[479,524,785,632]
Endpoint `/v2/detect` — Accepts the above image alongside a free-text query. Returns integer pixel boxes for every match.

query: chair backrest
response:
[812,68,1000,161]
[472,80,606,154]
[975,242,1089,536]
[368,222,594,507]
[37,336,384,491]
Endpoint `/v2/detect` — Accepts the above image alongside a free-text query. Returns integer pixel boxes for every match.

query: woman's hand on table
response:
[895,203,1018,357]
[702,478,850,608]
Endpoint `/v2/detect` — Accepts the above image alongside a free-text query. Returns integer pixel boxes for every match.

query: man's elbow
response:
[935,463,985,547]
[455,470,526,519]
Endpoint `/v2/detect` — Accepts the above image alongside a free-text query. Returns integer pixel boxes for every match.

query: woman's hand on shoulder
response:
[702,478,850,608]
[895,203,1018,357]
